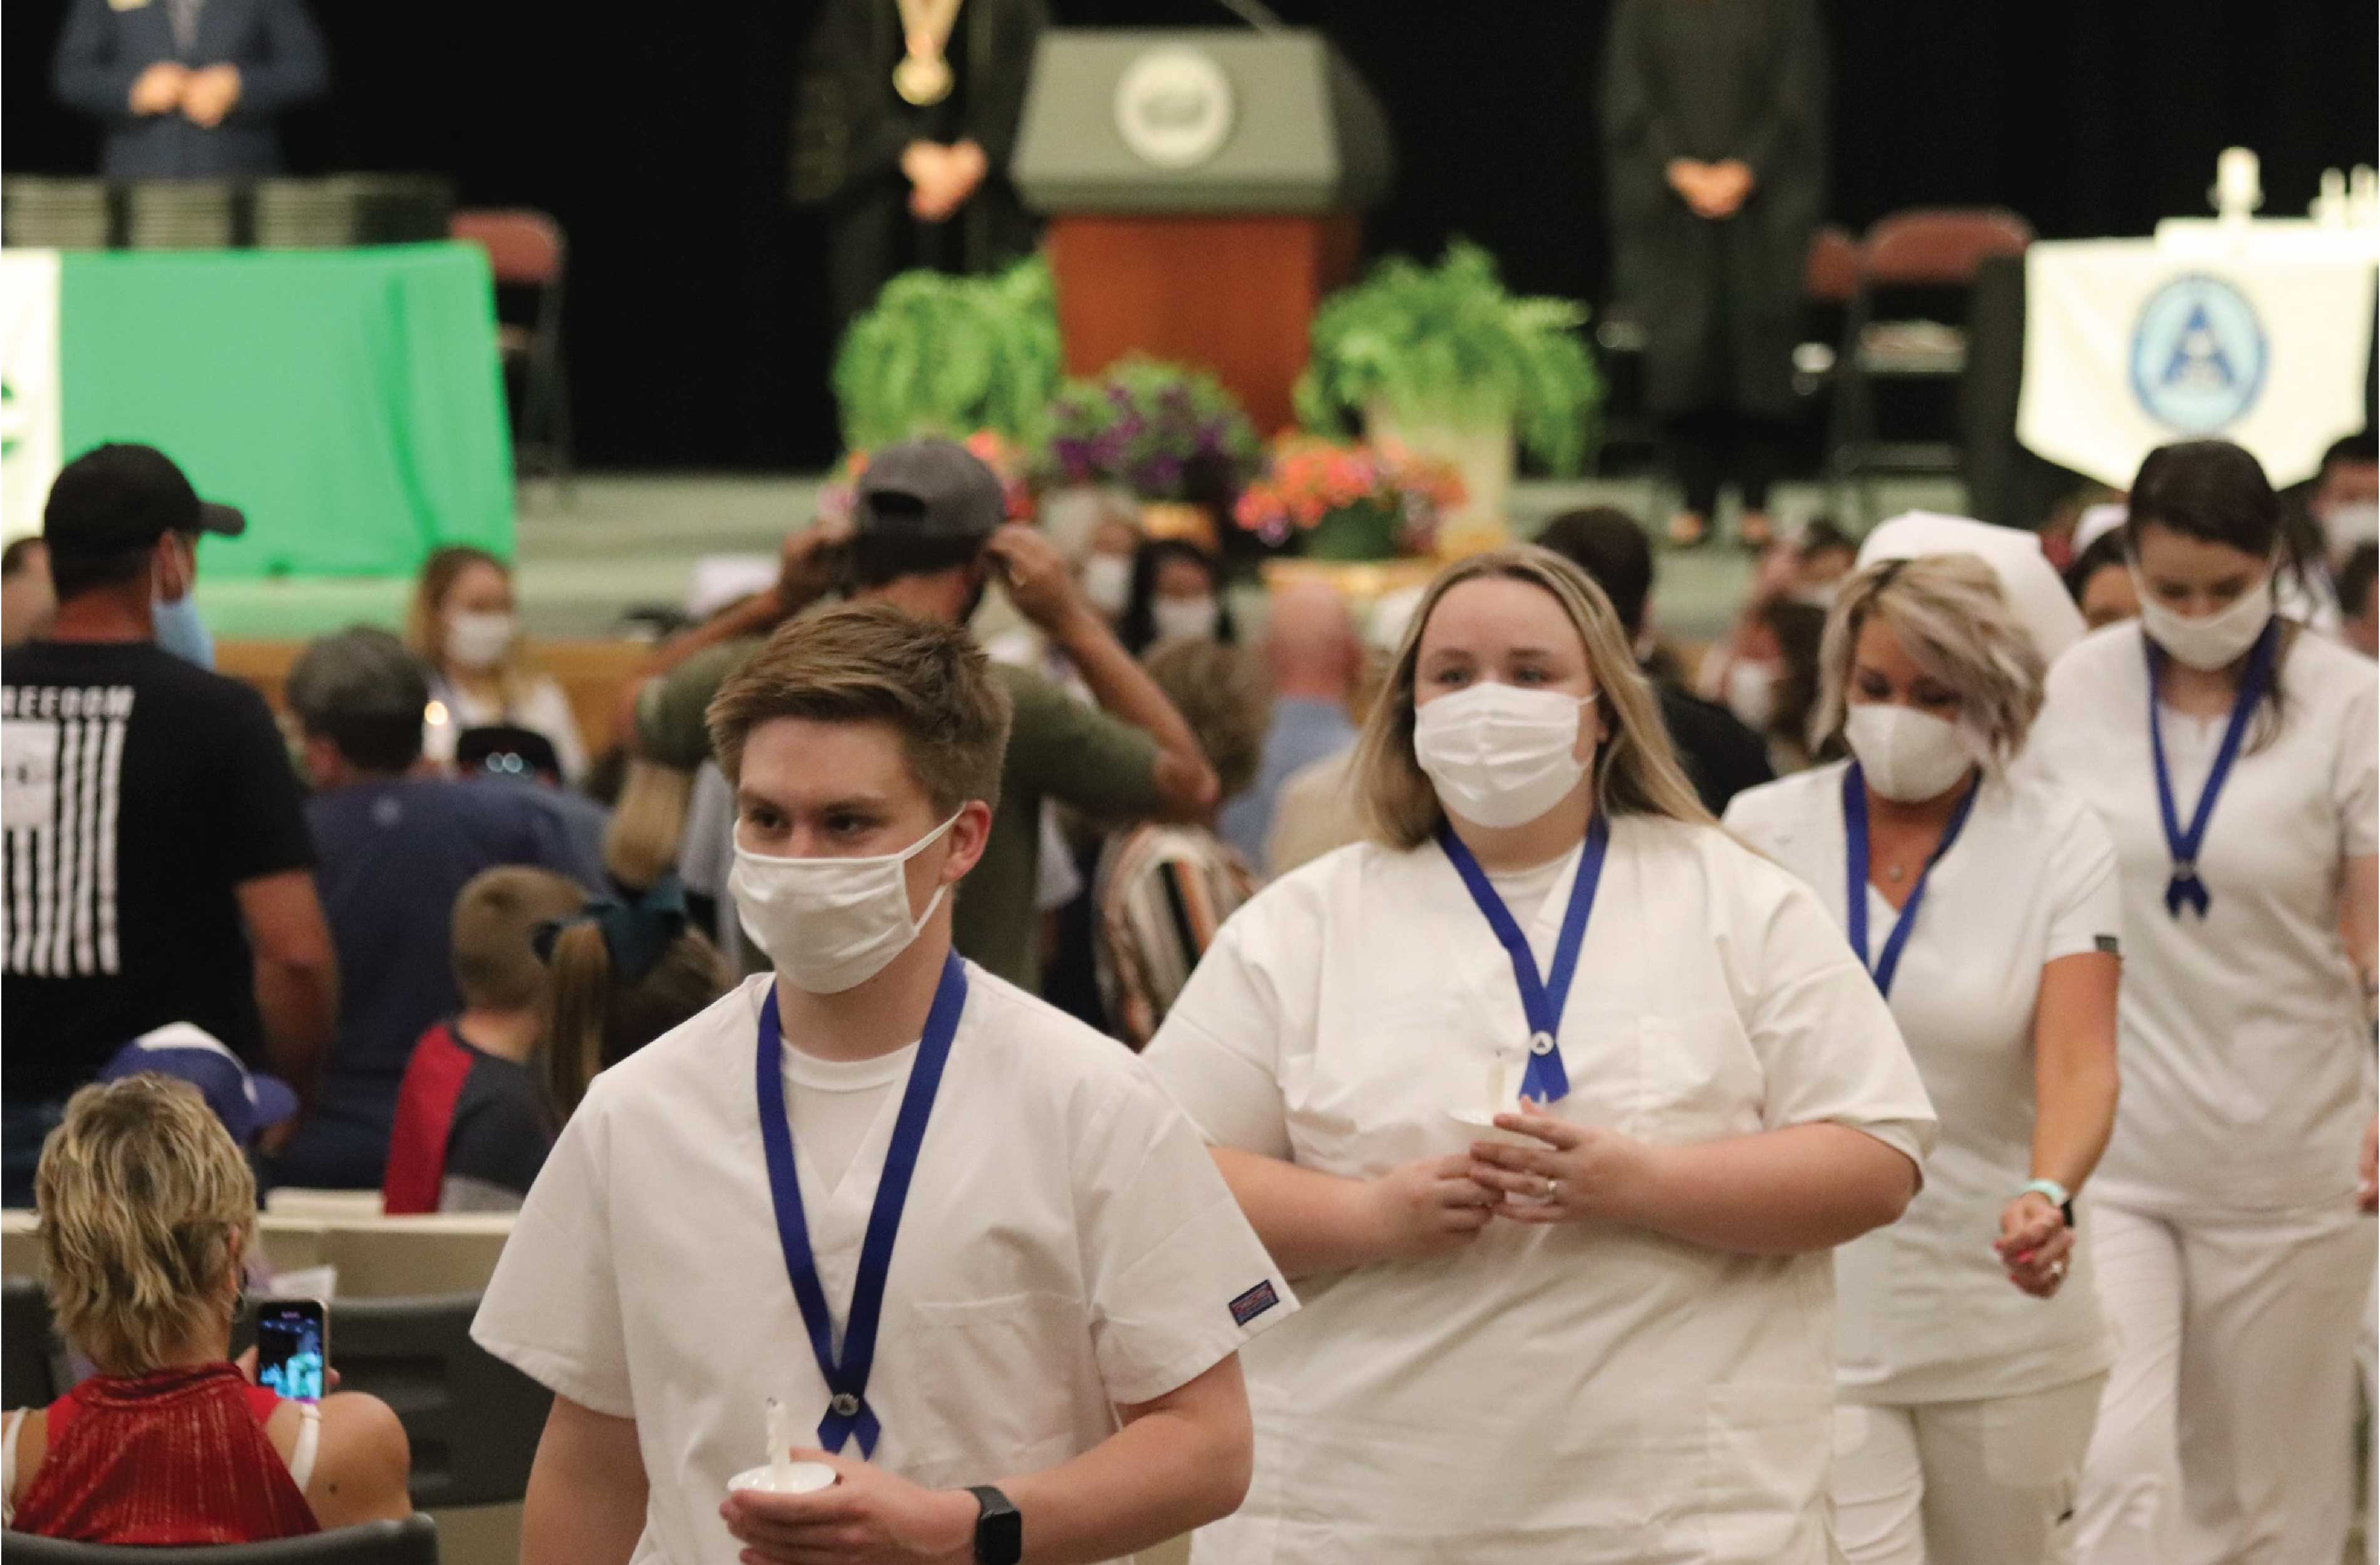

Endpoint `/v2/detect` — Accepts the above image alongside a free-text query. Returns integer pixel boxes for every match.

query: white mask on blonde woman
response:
[445,610,517,671]
[1412,682,1598,828]
[1843,704,1976,803]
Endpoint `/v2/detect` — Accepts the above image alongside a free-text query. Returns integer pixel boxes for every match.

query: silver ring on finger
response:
[2050,1260,2068,1280]
[1543,1176,1560,1200]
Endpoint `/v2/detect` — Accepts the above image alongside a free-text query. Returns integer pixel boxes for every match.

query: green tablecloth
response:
[56,243,513,578]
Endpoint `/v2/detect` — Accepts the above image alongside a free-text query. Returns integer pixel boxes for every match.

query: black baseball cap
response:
[853,439,1005,544]
[44,443,245,561]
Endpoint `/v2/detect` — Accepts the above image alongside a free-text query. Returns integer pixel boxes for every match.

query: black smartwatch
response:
[967,1484,1021,1565]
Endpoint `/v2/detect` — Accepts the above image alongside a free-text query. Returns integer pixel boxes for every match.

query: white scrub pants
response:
[2076,1199,2375,1565]
[1832,1375,2105,1565]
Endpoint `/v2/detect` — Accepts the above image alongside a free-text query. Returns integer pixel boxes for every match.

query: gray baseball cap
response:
[285,625,431,724]
[853,439,1005,543]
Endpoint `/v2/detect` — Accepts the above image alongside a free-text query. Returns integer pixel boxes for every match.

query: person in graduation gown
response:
[1141,546,1936,1565]
[2026,439,2380,1565]
[790,0,1048,336]
[1601,0,1826,552]
[473,603,1292,1565]
[1725,555,2121,1565]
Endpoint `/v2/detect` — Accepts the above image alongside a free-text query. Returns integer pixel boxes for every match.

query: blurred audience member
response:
[1759,596,1829,771]
[3,538,56,646]
[410,545,589,785]
[95,1022,300,1167]
[381,867,588,1215]
[4,1077,409,1544]
[1791,518,1857,602]
[2064,530,2140,632]
[1078,507,1141,624]
[1535,507,1773,813]
[630,440,1218,992]
[3,446,333,1206]
[276,627,593,1190]
[2341,542,2379,659]
[1219,580,1358,871]
[1097,639,1270,1048]
[455,724,610,889]
[51,0,327,180]
[2292,429,2379,568]
[1265,586,1424,876]
[542,878,726,1124]
[987,494,1141,680]
[1118,537,1235,657]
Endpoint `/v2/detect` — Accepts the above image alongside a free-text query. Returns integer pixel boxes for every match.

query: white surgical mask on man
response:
[1843,704,1976,803]
[729,811,961,994]
[2130,570,2274,671]
[445,610,517,672]
[1724,661,1779,732]
[1412,682,1598,829]
[1081,553,1133,618]
[1150,596,1221,644]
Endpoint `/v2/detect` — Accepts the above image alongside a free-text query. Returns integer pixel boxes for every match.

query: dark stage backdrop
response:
[5,1,2372,471]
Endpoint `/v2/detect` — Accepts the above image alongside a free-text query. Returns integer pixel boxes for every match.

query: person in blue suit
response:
[53,0,328,180]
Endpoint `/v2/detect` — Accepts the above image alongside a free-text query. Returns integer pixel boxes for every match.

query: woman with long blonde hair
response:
[408,545,588,783]
[1143,545,1935,1563]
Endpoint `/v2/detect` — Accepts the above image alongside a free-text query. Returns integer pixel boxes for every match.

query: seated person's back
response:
[4,1076,410,1543]
[279,627,594,1189]
[382,865,587,1213]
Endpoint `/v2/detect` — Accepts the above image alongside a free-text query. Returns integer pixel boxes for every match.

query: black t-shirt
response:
[3,640,314,1101]
[1656,680,1777,816]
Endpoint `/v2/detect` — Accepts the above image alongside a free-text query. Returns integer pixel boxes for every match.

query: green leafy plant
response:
[832,255,1062,452]
[1294,240,1603,476]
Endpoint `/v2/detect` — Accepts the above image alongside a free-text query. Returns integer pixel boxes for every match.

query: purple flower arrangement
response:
[1041,358,1264,508]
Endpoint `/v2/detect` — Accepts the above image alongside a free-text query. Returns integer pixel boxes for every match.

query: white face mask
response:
[1724,661,1778,731]
[1843,703,1976,803]
[729,810,960,995]
[1413,682,1597,829]
[1150,596,1221,643]
[2320,501,2379,560]
[445,610,516,671]
[1080,553,1132,618]
[2129,569,2274,671]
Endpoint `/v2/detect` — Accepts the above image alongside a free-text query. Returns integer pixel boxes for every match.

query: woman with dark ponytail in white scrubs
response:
[1726,555,2121,1565]
[1143,547,1937,1565]
[2027,439,2379,1565]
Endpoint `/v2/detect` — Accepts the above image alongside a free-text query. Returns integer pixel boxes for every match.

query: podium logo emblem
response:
[2130,274,2268,433]
[1115,47,1235,170]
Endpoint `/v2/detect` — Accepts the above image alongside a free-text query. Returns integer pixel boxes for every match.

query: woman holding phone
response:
[1143,546,1935,1564]
[1,1077,412,1544]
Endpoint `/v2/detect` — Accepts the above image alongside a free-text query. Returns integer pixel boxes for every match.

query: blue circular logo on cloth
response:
[2130,274,2268,433]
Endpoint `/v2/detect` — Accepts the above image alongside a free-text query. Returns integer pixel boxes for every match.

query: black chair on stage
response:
[0,1517,438,1564]
[450,210,575,496]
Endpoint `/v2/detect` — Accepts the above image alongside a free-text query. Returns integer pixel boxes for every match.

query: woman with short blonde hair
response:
[1145,545,1935,1562]
[1725,554,2121,1565]
[4,1077,412,1544]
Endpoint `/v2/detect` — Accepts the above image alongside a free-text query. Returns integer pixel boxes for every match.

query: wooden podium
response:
[1011,30,1393,438]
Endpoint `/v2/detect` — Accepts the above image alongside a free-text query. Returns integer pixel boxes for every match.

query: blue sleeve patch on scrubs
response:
[1229,1280,1280,1327]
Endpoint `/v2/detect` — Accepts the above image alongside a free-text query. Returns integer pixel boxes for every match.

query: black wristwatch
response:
[967,1484,1021,1565]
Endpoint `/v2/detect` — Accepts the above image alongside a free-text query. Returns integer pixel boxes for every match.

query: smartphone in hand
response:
[255,1299,328,1403]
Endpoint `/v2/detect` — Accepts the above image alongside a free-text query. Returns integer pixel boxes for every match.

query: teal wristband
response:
[2019,1178,2075,1227]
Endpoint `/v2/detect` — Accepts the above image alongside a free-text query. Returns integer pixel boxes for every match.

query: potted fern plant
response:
[832,255,1062,452]
[1294,241,1602,540]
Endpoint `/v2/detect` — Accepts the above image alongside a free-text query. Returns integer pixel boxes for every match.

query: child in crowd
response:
[539,876,728,1124]
[381,867,587,1214]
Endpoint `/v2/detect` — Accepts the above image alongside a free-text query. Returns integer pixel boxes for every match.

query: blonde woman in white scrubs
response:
[2027,439,2380,1565]
[1725,555,2121,1565]
[1143,547,1939,1565]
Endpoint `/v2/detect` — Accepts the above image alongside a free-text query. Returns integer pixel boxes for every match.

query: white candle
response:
[2213,147,2262,222]
[766,1399,793,1489]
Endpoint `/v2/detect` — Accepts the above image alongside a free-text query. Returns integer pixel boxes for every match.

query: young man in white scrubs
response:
[473,603,1294,1565]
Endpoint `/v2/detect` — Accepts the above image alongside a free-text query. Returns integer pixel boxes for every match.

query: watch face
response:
[979,1504,1023,1565]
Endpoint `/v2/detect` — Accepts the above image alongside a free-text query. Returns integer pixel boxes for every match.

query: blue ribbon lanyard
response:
[2146,620,2277,920]
[1842,763,1979,999]
[755,950,968,1457]
[1437,814,1611,1104]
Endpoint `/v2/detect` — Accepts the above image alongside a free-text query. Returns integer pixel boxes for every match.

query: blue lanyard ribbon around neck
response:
[2145,619,2277,920]
[1436,815,1610,1104]
[1843,763,1979,998]
[755,950,967,1457]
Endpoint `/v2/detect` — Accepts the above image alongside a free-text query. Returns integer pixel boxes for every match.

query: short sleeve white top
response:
[2027,622,2379,1213]
[1724,765,2120,1403]
[1141,816,1936,1565]
[472,963,1294,1565]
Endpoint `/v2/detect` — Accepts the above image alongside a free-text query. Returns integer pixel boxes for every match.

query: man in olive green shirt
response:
[633,441,1216,990]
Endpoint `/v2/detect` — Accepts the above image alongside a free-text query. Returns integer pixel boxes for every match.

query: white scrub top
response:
[1724,765,2120,1404]
[473,963,1294,1565]
[2028,622,2379,1213]
[1142,816,1936,1565]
